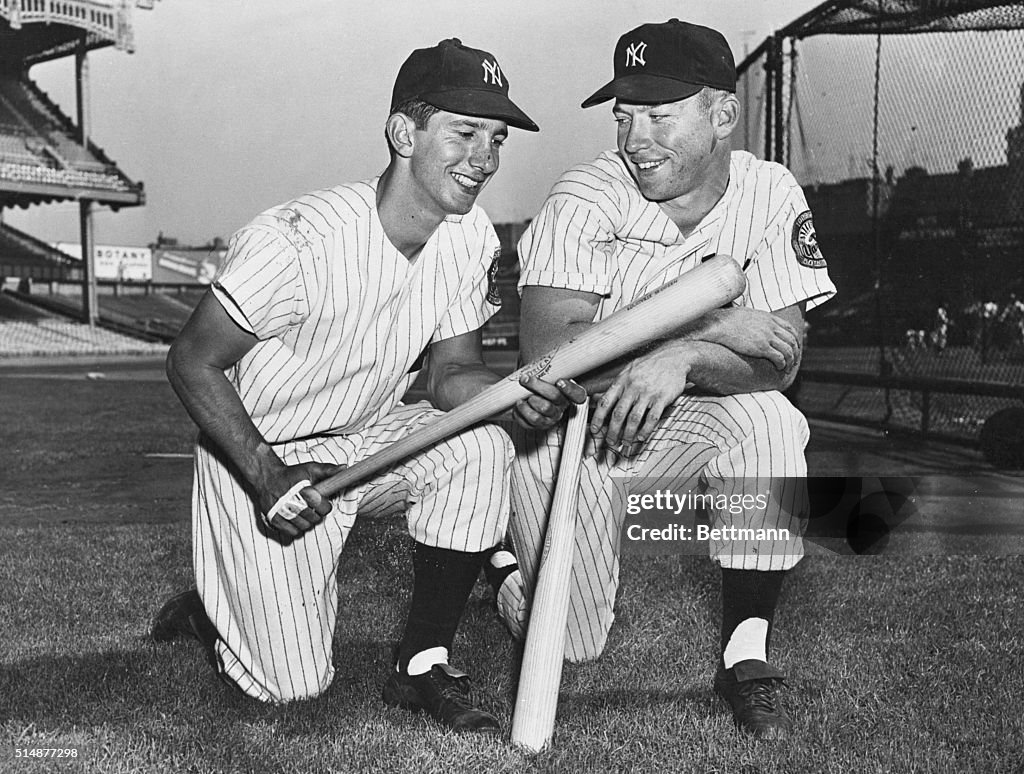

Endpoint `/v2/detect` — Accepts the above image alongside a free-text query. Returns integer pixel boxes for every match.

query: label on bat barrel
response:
[518,352,554,379]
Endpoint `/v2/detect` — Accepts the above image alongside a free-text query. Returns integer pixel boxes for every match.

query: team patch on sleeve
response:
[792,210,826,269]
[486,247,503,306]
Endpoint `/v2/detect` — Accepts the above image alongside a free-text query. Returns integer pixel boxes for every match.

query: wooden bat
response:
[315,255,746,498]
[510,398,589,752]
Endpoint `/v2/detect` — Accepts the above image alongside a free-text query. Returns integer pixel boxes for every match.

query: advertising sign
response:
[55,243,153,281]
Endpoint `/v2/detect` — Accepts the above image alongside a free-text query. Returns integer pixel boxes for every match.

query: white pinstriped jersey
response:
[211,177,501,443]
[506,149,834,661]
[517,149,836,316]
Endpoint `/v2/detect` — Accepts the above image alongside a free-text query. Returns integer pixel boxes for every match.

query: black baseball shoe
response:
[713,659,794,739]
[150,589,217,647]
[382,663,501,734]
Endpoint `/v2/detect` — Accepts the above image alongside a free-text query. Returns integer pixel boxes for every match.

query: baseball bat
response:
[510,398,589,752]
[315,255,745,499]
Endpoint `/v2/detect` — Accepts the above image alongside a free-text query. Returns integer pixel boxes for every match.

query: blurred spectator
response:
[930,302,950,354]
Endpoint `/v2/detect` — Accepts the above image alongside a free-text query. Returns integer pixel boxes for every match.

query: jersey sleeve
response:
[742,175,837,312]
[517,167,620,296]
[432,218,502,342]
[210,224,311,339]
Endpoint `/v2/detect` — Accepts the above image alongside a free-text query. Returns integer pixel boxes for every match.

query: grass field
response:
[2,365,1023,773]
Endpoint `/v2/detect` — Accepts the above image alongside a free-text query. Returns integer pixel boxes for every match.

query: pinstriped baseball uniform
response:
[193,178,512,702]
[508,149,837,662]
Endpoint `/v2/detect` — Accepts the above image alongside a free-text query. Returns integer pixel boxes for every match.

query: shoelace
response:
[431,673,476,711]
[736,679,782,713]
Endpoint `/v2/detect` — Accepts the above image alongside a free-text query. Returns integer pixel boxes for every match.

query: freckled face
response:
[613,96,717,204]
[409,111,508,217]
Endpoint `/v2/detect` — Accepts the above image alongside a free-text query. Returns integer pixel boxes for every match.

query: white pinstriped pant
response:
[509,390,809,663]
[191,402,512,703]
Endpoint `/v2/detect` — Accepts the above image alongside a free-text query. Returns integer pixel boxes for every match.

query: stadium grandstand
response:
[0,0,162,356]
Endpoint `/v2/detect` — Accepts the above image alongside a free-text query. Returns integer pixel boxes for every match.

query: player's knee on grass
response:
[217,643,334,704]
[249,670,334,705]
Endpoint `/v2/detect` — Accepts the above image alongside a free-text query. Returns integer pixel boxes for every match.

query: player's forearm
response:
[165,348,284,484]
[682,340,799,394]
[672,308,731,343]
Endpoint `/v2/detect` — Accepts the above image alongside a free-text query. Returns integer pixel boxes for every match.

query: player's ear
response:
[711,93,740,139]
[385,112,416,159]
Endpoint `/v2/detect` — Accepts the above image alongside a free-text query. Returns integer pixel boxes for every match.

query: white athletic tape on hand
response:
[268,479,312,523]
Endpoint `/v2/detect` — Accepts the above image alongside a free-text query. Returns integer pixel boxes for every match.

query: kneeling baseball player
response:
[150,38,583,734]
[491,20,836,739]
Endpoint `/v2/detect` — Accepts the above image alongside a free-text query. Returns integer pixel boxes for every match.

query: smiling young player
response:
[149,38,583,734]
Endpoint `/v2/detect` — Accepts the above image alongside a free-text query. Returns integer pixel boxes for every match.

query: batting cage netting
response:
[738,0,1024,442]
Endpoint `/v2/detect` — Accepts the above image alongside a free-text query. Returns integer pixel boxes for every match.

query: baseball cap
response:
[581,19,736,108]
[391,38,539,132]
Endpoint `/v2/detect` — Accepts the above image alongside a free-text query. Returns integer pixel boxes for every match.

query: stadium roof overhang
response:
[0,179,144,210]
[0,19,113,70]
[0,1,157,68]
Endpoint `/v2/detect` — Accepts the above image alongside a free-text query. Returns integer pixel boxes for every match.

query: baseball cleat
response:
[382,663,501,734]
[713,659,794,739]
[150,589,213,644]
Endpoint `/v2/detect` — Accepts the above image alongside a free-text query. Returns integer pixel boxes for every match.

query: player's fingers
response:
[304,486,332,518]
[275,512,314,533]
[636,397,669,442]
[762,344,786,370]
[604,389,639,448]
[306,462,347,482]
[619,406,646,445]
[266,479,320,533]
[557,378,588,404]
[299,486,331,522]
[589,383,622,441]
[775,340,796,370]
[531,391,567,419]
[512,399,551,430]
[269,514,301,538]
[519,374,565,405]
[778,326,800,354]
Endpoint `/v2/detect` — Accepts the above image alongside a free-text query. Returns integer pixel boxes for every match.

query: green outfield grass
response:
[2,369,1023,773]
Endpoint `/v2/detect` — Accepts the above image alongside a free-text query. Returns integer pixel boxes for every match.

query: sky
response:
[3,0,823,248]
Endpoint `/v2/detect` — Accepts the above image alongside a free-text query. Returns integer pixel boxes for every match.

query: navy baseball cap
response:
[391,38,539,132]
[582,19,736,108]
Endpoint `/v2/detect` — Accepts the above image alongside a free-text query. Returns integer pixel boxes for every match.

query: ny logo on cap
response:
[625,41,647,67]
[482,59,503,86]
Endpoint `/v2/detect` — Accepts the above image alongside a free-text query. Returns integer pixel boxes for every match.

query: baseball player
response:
[149,38,584,735]
[495,20,836,739]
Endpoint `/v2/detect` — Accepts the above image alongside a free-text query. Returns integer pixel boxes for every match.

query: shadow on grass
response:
[0,636,401,735]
